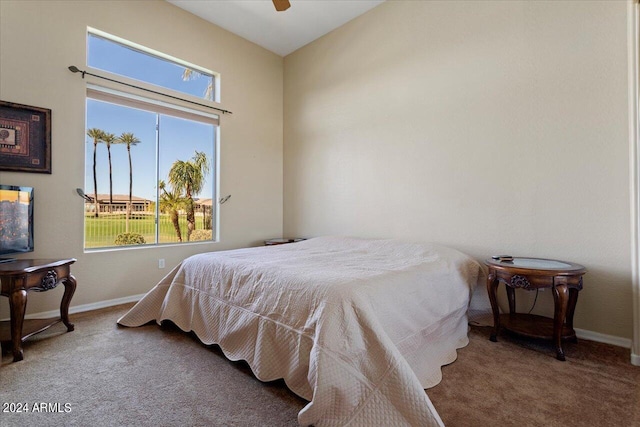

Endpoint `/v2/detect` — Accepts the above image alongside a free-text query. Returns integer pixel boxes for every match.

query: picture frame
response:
[0,100,51,174]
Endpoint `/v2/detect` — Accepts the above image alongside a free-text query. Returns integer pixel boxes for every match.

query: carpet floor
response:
[1,303,639,426]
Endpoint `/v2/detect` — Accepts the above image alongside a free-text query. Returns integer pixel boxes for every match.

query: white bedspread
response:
[118,236,482,426]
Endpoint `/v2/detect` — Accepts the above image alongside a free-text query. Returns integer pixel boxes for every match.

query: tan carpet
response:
[1,304,639,426]
[1,304,304,427]
[429,327,640,427]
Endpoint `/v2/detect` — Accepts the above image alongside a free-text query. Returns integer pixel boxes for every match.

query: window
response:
[84,30,218,250]
[87,30,216,102]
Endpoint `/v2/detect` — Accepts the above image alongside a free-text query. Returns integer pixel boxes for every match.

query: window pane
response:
[158,115,215,244]
[84,99,158,248]
[87,33,214,101]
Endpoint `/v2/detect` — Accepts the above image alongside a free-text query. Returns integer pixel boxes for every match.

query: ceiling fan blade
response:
[272,0,291,12]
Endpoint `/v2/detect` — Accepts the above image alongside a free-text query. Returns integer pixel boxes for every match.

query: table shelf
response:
[0,317,64,343]
[499,313,576,341]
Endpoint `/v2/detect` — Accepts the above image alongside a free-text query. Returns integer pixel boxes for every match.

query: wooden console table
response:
[0,259,76,362]
[485,257,586,361]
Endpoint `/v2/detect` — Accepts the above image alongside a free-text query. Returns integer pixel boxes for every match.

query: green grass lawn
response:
[84,213,209,248]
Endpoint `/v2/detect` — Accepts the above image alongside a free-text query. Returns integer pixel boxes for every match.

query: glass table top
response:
[486,257,581,271]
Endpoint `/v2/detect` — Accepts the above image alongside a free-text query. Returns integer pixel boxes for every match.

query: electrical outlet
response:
[158,259,165,269]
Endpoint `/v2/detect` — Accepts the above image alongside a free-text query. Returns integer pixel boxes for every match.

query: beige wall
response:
[0,0,632,341]
[0,0,283,315]
[284,1,632,339]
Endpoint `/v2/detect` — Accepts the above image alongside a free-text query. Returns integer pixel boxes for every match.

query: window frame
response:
[87,27,221,104]
[83,29,221,252]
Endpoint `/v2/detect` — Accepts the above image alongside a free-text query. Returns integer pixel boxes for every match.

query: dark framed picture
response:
[0,100,51,173]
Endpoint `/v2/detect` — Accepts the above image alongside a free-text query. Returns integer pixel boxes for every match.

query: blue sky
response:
[84,35,215,201]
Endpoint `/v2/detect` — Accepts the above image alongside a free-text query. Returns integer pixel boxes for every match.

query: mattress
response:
[118,236,483,426]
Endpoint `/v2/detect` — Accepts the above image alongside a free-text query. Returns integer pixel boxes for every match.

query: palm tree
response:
[116,132,141,232]
[168,151,210,241]
[182,68,213,101]
[86,128,105,217]
[102,132,117,213]
[159,180,186,242]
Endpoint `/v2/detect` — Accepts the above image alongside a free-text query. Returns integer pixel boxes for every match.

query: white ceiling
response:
[167,0,386,57]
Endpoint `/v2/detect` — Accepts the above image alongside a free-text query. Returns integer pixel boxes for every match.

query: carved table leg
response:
[487,272,500,342]
[9,287,28,362]
[61,275,77,332]
[552,280,570,361]
[505,286,516,314]
[566,287,579,343]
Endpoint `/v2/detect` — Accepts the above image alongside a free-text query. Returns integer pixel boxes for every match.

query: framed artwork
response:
[0,100,51,173]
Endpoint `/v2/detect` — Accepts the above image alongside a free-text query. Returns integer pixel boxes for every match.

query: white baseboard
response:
[18,293,145,321]
[575,327,632,349]
[557,328,639,366]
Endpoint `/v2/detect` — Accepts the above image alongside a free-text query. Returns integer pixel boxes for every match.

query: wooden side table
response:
[264,238,306,246]
[485,257,586,361]
[0,259,77,362]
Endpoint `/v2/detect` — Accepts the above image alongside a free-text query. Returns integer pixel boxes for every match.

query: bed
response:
[117,236,483,426]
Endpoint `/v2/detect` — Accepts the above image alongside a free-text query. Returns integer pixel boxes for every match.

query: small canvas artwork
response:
[0,187,32,254]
